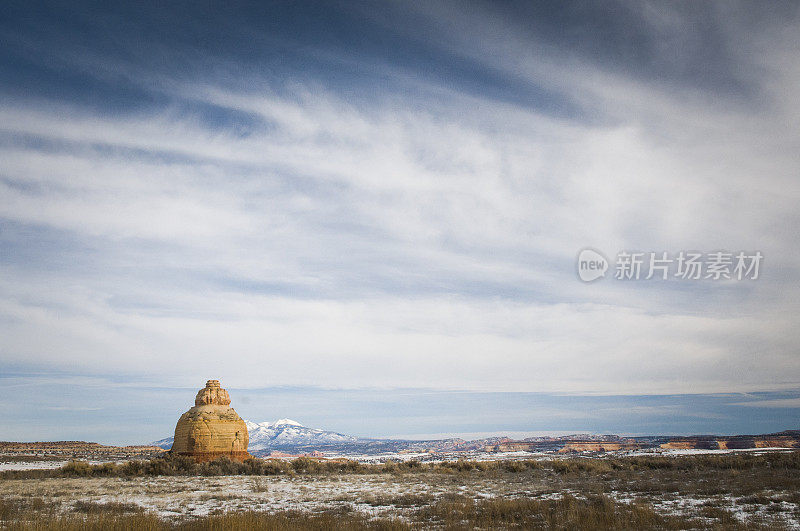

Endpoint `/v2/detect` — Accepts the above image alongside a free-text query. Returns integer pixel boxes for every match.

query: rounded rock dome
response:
[170,380,251,462]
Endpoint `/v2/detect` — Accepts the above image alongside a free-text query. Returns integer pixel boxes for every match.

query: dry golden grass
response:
[3,450,799,480]
[2,495,783,530]
[2,452,799,529]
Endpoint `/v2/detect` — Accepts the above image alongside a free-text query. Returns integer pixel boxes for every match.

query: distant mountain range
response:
[152,421,800,456]
[152,418,482,455]
[152,418,360,454]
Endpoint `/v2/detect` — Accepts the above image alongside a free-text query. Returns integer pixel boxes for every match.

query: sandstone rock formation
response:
[170,380,252,462]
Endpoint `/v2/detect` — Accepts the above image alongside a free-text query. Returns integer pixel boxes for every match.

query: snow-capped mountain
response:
[151,419,357,450]
[246,419,357,450]
[152,435,174,449]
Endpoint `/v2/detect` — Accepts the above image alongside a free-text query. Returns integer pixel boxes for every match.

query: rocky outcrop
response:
[0,441,164,459]
[557,442,636,453]
[170,380,252,462]
[660,435,799,451]
[754,437,799,448]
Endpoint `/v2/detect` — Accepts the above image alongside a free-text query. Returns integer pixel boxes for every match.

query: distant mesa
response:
[170,380,252,462]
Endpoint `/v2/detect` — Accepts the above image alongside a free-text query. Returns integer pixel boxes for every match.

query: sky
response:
[0,1,799,444]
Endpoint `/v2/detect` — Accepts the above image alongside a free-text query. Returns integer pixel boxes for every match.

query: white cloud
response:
[0,2,798,395]
[730,398,800,408]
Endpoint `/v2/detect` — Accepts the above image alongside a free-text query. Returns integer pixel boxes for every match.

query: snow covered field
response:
[2,468,799,528]
[0,459,127,472]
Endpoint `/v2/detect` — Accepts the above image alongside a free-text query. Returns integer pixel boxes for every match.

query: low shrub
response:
[551,458,613,475]
[73,500,143,514]
[1,450,798,481]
